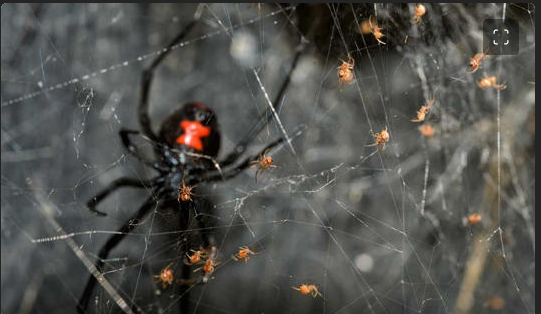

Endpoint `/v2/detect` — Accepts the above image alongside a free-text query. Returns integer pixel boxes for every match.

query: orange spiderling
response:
[412,4,427,24]
[177,176,196,202]
[250,149,280,181]
[154,263,174,289]
[484,296,505,310]
[292,284,323,298]
[337,55,355,84]
[366,126,390,150]
[184,247,208,266]
[467,213,482,225]
[193,257,220,276]
[360,15,386,45]
[468,52,490,73]
[418,124,435,138]
[411,97,435,122]
[233,246,258,263]
[477,76,506,90]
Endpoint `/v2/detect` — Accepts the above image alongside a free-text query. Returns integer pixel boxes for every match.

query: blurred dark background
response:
[1,3,535,314]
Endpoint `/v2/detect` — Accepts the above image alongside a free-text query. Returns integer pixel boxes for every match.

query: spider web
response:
[1,3,535,314]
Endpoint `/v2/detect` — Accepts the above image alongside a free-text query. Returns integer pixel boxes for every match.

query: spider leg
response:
[119,129,170,172]
[193,199,216,249]
[202,137,285,183]
[86,177,158,216]
[192,266,203,273]
[138,20,198,142]
[255,168,263,182]
[178,197,217,312]
[77,190,163,314]
[468,67,479,74]
[219,46,303,168]
[177,198,193,314]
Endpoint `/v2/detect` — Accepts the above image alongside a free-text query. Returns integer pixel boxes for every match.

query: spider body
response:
[184,247,208,265]
[411,97,435,122]
[78,19,303,314]
[159,103,220,157]
[154,263,174,289]
[194,257,220,275]
[412,4,426,25]
[467,213,482,225]
[485,296,505,310]
[366,126,390,150]
[418,124,435,137]
[337,55,355,84]
[412,106,429,122]
[178,175,197,202]
[292,284,323,298]
[233,246,257,263]
[468,52,489,73]
[477,76,506,90]
[360,15,386,45]
[157,102,221,191]
[250,148,280,181]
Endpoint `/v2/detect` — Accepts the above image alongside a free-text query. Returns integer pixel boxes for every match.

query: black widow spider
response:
[77,17,302,314]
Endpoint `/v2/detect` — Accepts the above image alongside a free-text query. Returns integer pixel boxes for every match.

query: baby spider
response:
[484,296,505,310]
[418,123,435,138]
[477,76,506,90]
[360,15,386,45]
[154,263,174,289]
[177,176,196,202]
[464,213,482,226]
[292,284,323,298]
[250,148,280,181]
[193,257,221,276]
[366,126,390,150]
[232,246,258,263]
[412,4,427,25]
[337,55,355,84]
[411,97,435,122]
[468,52,490,73]
[184,247,208,266]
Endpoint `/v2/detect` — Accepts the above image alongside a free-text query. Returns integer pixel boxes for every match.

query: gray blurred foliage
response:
[1,3,535,314]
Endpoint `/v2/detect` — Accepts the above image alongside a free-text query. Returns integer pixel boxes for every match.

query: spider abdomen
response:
[158,103,221,160]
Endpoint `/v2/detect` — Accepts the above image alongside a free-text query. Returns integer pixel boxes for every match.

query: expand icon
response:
[483,19,519,55]
[492,28,510,46]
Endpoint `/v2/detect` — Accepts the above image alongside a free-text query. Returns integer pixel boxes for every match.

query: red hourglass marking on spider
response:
[176,120,211,151]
